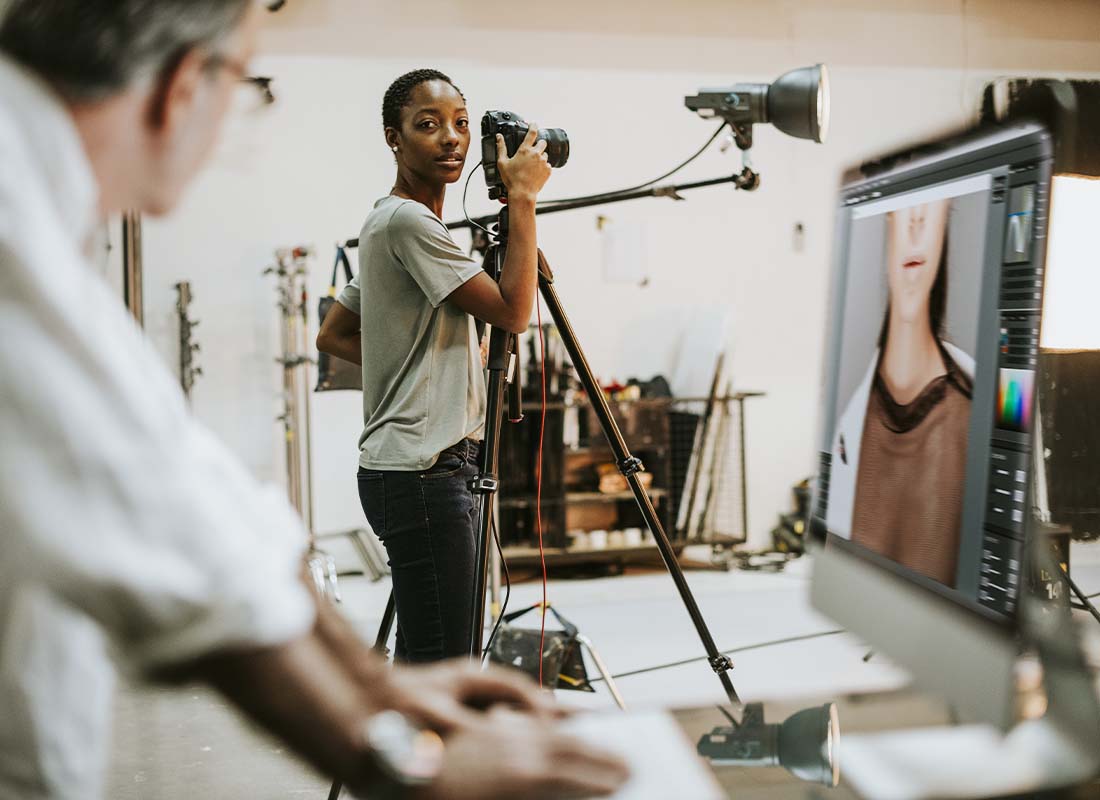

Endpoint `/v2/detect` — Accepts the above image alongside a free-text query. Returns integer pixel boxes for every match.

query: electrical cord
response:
[582,629,846,684]
[537,121,730,207]
[536,302,549,686]
[462,162,493,238]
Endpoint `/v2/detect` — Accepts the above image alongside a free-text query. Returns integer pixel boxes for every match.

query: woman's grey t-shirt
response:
[337,195,485,470]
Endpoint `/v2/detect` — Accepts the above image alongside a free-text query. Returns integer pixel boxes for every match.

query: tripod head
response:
[475,205,525,424]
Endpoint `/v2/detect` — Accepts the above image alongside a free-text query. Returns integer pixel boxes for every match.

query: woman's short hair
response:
[382,68,464,131]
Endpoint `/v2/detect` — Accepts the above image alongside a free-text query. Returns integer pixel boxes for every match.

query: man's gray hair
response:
[0,0,252,102]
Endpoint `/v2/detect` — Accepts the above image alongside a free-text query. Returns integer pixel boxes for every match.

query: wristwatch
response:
[361,710,445,798]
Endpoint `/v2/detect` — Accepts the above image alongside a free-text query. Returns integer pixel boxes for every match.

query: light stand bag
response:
[315,244,362,392]
[488,604,594,692]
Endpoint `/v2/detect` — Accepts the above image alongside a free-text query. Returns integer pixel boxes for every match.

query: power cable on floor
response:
[584,628,846,684]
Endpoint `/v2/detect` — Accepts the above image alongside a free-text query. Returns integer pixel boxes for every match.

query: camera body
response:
[481,110,569,200]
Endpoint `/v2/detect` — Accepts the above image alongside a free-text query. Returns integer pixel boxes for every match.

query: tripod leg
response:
[535,253,741,706]
[469,325,514,657]
[328,590,398,799]
[575,634,628,711]
[375,590,396,654]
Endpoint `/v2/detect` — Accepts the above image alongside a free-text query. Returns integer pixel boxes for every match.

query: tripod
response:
[328,167,758,798]
[468,201,744,706]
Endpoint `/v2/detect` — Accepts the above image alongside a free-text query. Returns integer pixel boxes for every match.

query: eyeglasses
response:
[240,76,275,106]
[206,52,276,108]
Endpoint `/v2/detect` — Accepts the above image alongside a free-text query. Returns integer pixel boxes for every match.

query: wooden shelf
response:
[500,542,680,569]
[499,496,566,510]
[499,489,667,509]
[516,392,766,412]
[565,445,669,456]
[498,394,683,556]
[566,489,668,503]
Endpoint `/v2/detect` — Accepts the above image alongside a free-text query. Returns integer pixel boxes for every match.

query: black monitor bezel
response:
[817,123,1053,632]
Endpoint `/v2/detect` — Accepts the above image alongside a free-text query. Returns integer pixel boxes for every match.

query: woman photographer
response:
[318,69,551,662]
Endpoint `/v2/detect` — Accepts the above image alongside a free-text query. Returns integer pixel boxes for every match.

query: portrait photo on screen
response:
[826,179,990,588]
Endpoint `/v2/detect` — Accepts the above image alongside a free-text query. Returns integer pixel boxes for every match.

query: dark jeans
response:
[357,439,481,663]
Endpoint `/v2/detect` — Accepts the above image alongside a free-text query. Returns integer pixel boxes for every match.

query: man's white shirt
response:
[0,56,315,799]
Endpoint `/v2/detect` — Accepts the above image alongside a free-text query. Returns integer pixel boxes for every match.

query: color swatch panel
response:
[996,368,1035,432]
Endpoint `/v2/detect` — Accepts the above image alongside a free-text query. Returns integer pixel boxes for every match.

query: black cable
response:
[481,509,512,661]
[584,629,846,684]
[1088,591,1100,600]
[461,162,493,239]
[537,122,729,207]
[1061,565,1100,626]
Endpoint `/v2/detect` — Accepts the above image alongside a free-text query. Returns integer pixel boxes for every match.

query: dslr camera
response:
[481,110,569,200]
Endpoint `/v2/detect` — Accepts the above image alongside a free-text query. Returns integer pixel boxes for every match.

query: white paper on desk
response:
[841,720,1093,800]
[559,710,724,800]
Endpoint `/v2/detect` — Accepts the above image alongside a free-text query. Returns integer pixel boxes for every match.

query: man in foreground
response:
[0,1,628,797]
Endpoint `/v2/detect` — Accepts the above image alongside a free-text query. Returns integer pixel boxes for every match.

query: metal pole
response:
[339,168,760,251]
[446,169,759,232]
[738,396,750,541]
[286,274,303,516]
[121,211,144,325]
[298,268,317,544]
[175,281,201,402]
[468,244,512,656]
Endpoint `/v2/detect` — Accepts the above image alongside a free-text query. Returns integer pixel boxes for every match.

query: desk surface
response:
[672,689,1100,800]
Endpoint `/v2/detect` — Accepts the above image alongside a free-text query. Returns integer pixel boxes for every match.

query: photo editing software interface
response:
[817,126,1053,620]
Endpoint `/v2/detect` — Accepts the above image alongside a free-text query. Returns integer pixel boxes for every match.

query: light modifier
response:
[685,64,830,147]
[698,702,840,788]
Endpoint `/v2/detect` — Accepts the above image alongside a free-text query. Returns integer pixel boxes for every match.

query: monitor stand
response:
[842,716,1096,800]
[842,555,1100,800]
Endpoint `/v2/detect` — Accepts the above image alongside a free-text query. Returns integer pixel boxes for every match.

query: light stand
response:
[266,248,310,520]
[465,162,762,706]
[265,247,340,600]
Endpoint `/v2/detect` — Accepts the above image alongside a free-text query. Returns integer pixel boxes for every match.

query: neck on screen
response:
[880,314,945,404]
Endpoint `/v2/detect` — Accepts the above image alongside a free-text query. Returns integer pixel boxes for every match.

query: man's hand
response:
[382,660,560,734]
[496,125,553,204]
[415,708,630,800]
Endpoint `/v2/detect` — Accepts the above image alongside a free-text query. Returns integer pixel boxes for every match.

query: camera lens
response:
[538,128,570,168]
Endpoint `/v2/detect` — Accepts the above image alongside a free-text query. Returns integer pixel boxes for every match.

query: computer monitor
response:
[810,123,1054,729]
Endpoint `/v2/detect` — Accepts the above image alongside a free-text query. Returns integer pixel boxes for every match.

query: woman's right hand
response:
[496,125,553,204]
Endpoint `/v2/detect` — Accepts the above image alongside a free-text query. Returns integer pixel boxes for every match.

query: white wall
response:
[140,0,1100,546]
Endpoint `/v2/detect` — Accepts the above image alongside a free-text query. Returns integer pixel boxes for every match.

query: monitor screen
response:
[814,124,1053,622]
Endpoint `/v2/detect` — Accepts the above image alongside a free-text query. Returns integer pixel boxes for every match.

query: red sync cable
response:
[535,302,549,687]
